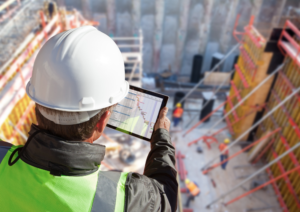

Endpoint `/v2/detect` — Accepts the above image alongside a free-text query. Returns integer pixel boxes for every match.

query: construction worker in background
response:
[0,26,178,212]
[219,138,230,170]
[185,178,200,207]
[172,102,184,127]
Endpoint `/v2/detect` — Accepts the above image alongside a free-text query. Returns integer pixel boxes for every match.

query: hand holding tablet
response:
[107,85,169,141]
[154,107,170,132]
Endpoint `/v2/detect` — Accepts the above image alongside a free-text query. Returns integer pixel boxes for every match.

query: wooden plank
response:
[203,72,230,86]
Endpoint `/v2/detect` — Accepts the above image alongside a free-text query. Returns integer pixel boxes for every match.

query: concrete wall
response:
[60,0,297,77]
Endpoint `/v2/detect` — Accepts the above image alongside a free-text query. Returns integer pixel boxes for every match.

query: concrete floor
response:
[171,112,282,212]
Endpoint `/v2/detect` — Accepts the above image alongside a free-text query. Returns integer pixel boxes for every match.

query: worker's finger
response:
[154,107,170,133]
[159,107,168,118]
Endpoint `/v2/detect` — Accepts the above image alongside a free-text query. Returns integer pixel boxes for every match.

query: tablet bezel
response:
[106,85,169,141]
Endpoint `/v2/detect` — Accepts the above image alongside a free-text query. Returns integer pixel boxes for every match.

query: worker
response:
[185,178,200,207]
[172,102,183,127]
[219,138,230,170]
[0,26,177,212]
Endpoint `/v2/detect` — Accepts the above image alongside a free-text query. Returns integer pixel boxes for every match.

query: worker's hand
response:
[154,107,170,132]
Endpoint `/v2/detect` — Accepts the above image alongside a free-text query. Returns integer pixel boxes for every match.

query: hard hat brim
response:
[26,80,129,112]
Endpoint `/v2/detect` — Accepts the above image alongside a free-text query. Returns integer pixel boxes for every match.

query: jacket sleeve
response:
[144,128,178,211]
[125,129,178,212]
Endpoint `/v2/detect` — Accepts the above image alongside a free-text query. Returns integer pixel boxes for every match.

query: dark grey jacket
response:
[0,125,178,212]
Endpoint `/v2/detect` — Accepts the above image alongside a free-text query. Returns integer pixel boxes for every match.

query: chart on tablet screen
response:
[108,89,163,139]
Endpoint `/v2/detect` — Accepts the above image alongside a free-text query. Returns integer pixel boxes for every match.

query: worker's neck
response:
[84,131,102,143]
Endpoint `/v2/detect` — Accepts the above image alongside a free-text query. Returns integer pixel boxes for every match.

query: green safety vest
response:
[0,145,128,212]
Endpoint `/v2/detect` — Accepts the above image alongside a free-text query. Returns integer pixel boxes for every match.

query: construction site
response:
[1,0,300,211]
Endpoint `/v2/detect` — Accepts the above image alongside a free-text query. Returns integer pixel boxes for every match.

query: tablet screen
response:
[107,85,168,141]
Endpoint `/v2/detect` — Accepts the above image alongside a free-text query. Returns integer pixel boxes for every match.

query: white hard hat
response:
[26,26,129,124]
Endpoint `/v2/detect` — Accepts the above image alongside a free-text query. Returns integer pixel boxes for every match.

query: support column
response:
[174,0,190,73]
[250,0,263,24]
[271,0,287,28]
[152,0,165,72]
[56,0,65,7]
[198,0,214,54]
[219,0,240,53]
[131,0,141,34]
[106,0,116,36]
[81,0,91,19]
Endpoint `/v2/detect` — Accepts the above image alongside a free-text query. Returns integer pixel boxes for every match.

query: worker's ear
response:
[96,111,111,133]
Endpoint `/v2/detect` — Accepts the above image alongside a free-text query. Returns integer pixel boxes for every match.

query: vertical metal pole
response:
[201,85,300,170]
[206,142,300,208]
[178,43,240,104]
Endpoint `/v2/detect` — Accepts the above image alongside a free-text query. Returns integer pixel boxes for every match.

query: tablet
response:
[107,85,169,141]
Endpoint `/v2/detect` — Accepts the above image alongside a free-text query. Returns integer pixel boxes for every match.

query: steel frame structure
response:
[0,3,97,144]
[204,19,300,211]
[201,85,300,170]
[205,142,300,208]
[111,29,143,88]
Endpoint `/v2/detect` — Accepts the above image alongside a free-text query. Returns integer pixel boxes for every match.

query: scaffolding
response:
[225,16,284,141]
[181,17,300,211]
[111,30,143,88]
[0,2,97,145]
[253,20,300,212]
[0,0,42,70]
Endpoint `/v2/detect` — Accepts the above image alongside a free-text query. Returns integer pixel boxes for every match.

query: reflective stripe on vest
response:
[186,182,200,196]
[92,171,128,212]
[0,145,128,212]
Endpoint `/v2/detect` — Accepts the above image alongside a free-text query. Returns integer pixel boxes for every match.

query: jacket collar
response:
[21,124,106,176]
